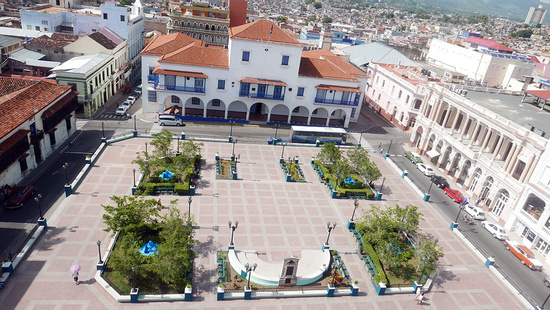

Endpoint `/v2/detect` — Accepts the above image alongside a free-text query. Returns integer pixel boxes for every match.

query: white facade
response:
[20,10,73,32]
[364,63,426,131]
[141,22,367,128]
[426,39,535,88]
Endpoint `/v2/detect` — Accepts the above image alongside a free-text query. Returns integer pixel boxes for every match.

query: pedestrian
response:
[73,271,79,285]
[414,291,425,305]
[379,148,384,155]
[378,142,382,149]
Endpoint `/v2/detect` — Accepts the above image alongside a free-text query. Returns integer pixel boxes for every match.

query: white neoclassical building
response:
[410,83,548,225]
[140,20,367,128]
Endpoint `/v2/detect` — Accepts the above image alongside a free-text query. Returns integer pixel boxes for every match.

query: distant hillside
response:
[383,0,547,22]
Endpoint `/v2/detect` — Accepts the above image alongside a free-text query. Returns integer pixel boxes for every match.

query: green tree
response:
[313,2,322,9]
[512,29,533,38]
[276,16,288,23]
[414,234,444,276]
[346,147,381,183]
[119,0,133,5]
[316,142,342,166]
[322,17,333,23]
[102,195,164,236]
[150,129,175,160]
[154,207,196,290]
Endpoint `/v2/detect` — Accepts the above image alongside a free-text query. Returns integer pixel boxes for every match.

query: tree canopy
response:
[102,195,164,236]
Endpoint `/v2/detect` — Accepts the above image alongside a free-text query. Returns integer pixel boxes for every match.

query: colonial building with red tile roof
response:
[0,76,78,186]
[141,20,367,128]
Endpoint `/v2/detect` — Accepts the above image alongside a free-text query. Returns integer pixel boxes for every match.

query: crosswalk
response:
[94,114,131,121]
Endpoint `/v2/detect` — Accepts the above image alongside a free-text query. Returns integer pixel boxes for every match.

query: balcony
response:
[314,97,359,106]
[239,91,284,101]
[155,84,205,94]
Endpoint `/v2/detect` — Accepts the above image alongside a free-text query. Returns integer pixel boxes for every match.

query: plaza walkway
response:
[0,137,526,309]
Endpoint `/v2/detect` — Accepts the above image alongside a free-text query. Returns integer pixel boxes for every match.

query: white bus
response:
[290,125,347,144]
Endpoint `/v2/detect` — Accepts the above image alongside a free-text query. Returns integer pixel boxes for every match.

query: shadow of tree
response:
[37,226,67,252]
[433,268,457,288]
[192,266,216,300]
[194,235,217,258]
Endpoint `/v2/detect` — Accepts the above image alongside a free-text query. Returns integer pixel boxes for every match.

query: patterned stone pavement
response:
[0,137,526,309]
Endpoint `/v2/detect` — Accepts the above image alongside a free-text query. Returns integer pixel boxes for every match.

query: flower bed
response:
[280,161,306,182]
[312,160,374,199]
[216,158,235,179]
[138,155,200,195]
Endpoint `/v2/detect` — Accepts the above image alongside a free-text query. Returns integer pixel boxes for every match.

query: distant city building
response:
[167,0,247,47]
[141,20,367,128]
[0,76,78,186]
[525,5,547,25]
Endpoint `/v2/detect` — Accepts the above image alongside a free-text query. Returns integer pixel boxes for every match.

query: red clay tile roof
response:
[299,49,366,81]
[152,67,208,78]
[159,44,228,69]
[27,33,80,48]
[89,31,118,50]
[141,32,204,56]
[41,91,78,118]
[239,77,287,86]
[316,84,362,93]
[229,20,301,46]
[0,129,29,156]
[525,90,550,100]
[0,77,72,140]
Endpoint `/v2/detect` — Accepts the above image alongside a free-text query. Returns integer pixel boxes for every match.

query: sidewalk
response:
[0,137,527,309]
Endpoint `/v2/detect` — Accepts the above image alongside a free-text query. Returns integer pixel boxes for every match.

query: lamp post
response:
[358,132,363,147]
[232,138,238,158]
[187,196,193,222]
[245,263,257,290]
[228,220,238,247]
[145,142,148,157]
[347,198,359,230]
[280,142,286,163]
[539,292,550,310]
[133,115,137,131]
[385,140,393,159]
[451,205,465,230]
[423,176,435,201]
[132,266,136,290]
[274,124,279,139]
[229,120,234,138]
[101,121,105,139]
[323,222,337,250]
[97,240,103,264]
[62,162,69,185]
[34,194,43,220]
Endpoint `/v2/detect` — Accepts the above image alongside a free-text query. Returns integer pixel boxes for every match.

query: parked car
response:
[465,205,485,220]
[4,185,36,209]
[431,175,449,189]
[116,106,128,116]
[416,163,434,176]
[404,151,423,163]
[504,240,543,271]
[134,85,142,96]
[159,115,184,126]
[481,221,507,240]
[121,100,131,108]
[126,96,136,105]
[444,188,466,203]
[544,277,550,287]
[267,136,286,144]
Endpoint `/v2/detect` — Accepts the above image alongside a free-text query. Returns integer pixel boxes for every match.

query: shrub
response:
[174,182,189,194]
[362,241,388,285]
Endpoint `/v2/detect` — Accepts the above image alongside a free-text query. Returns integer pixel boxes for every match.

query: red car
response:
[444,188,466,203]
[4,186,36,209]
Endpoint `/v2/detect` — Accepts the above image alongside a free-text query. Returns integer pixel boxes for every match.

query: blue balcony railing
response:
[239,91,284,100]
[155,84,205,93]
[148,74,158,83]
[314,97,359,106]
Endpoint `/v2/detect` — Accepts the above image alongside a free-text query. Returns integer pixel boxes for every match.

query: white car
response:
[481,221,508,240]
[464,205,485,220]
[416,163,434,176]
[121,100,131,108]
[115,106,128,116]
[126,96,136,104]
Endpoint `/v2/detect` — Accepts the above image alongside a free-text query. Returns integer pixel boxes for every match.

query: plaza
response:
[0,135,528,309]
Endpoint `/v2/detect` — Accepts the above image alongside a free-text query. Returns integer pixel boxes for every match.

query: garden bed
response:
[280,161,306,182]
[216,158,235,179]
[312,160,374,199]
[138,155,200,195]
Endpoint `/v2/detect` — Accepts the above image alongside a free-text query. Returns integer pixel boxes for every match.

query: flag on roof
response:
[269,25,273,35]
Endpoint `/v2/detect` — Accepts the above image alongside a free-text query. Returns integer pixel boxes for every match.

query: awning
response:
[316,84,362,93]
[426,149,440,158]
[239,77,287,87]
[152,67,208,79]
[525,89,550,100]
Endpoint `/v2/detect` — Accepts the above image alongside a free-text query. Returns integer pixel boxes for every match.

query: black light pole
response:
[101,121,105,138]
[229,121,234,137]
[540,292,550,309]
[133,115,137,131]
[387,140,393,155]
[132,168,136,187]
[454,205,465,223]
[281,142,286,159]
[325,222,337,245]
[188,196,193,221]
[358,132,363,146]
[228,221,238,245]
[145,142,148,156]
[274,124,279,138]
[34,194,43,219]
[176,135,180,155]
[245,263,257,290]
[132,266,136,290]
[97,240,103,264]
[350,198,359,222]
[232,138,238,157]
[379,177,386,193]
[418,260,429,283]
[62,163,69,185]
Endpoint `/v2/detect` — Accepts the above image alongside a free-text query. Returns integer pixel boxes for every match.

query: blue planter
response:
[347,220,356,230]
[64,185,72,197]
[423,193,430,201]
[285,174,291,182]
[350,284,359,296]
[485,257,495,268]
[190,185,196,195]
[181,132,186,140]
[2,262,14,274]
[244,287,252,300]
[450,221,458,230]
[217,288,225,300]
[130,288,139,303]
[326,285,335,297]
[38,218,47,227]
[184,287,192,301]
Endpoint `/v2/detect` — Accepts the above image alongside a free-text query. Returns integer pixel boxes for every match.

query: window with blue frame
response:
[341,91,350,103]
[240,82,250,96]
[281,55,289,66]
[148,91,157,102]
[195,78,204,91]
[218,79,225,89]
[242,51,250,61]
[315,89,326,101]
[297,87,304,96]
[274,85,283,99]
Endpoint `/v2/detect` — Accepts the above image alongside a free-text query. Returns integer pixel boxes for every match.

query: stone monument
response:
[279,255,299,286]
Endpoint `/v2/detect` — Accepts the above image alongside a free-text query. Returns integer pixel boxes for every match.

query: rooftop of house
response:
[229,19,301,46]
[0,77,71,140]
[141,32,204,56]
[299,49,366,82]
[51,54,109,75]
[27,33,80,48]
[466,91,550,139]
[159,43,229,69]
[376,63,429,86]
[89,31,118,50]
[342,42,418,67]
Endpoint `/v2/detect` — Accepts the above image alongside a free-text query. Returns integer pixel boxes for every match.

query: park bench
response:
[154,186,174,195]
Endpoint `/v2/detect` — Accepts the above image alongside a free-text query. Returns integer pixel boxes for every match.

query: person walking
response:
[414,291,425,305]
[73,271,79,285]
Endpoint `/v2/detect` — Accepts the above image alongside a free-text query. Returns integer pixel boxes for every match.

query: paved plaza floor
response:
[0,137,527,309]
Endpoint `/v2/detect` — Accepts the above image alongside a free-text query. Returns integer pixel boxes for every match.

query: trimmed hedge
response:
[362,241,388,285]
[314,160,373,198]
